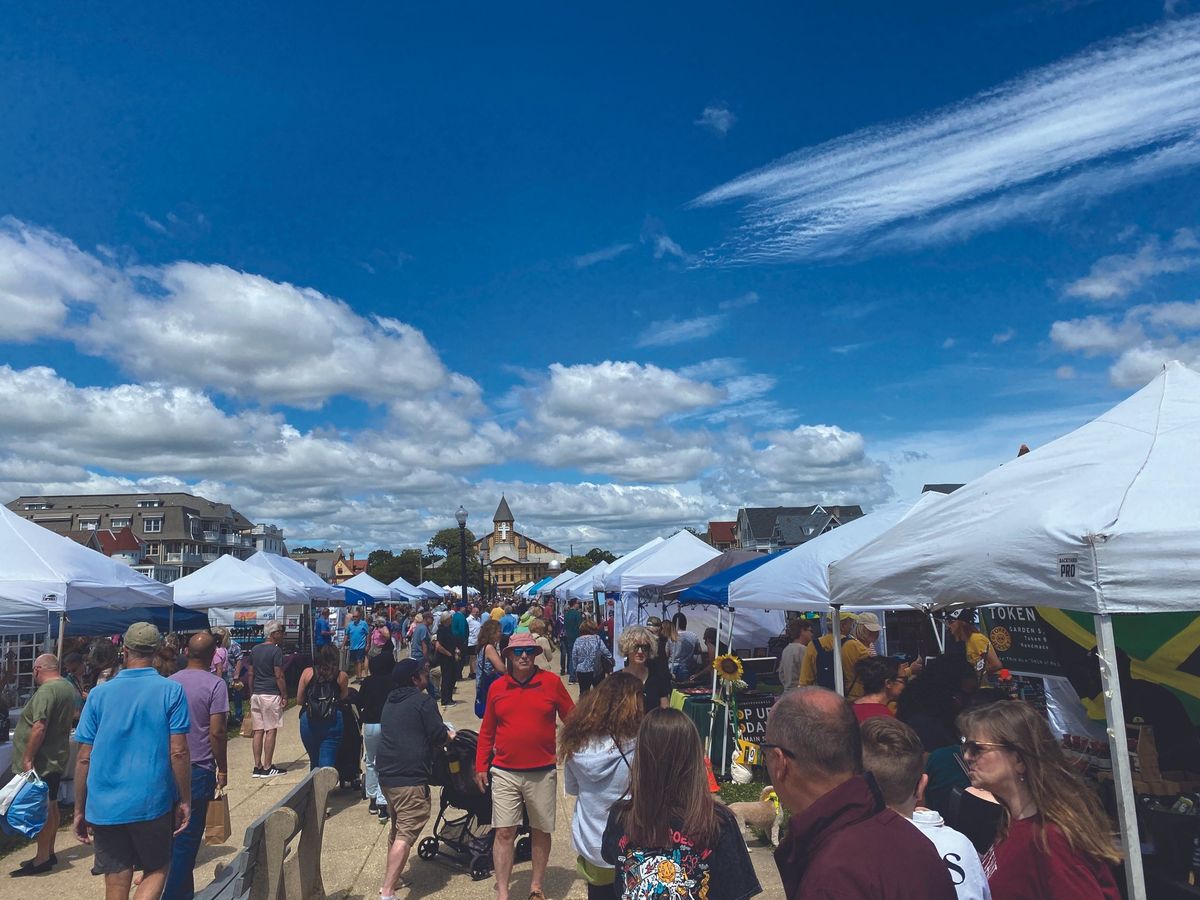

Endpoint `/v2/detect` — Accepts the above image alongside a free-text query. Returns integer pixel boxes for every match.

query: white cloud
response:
[636,314,727,347]
[992,328,1016,345]
[692,18,1200,262]
[536,361,724,429]
[1063,229,1200,301]
[942,337,957,349]
[1055,365,1077,379]
[695,104,737,136]
[719,291,759,311]
[0,218,473,410]
[137,212,168,235]
[574,243,632,268]
[1051,298,1200,386]
[0,219,122,342]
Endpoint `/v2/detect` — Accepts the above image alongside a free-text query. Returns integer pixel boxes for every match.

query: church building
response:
[473,496,565,592]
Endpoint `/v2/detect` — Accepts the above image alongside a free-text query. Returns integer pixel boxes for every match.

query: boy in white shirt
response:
[861,717,991,900]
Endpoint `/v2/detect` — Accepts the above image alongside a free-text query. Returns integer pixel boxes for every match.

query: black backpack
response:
[305,676,338,721]
[813,638,837,690]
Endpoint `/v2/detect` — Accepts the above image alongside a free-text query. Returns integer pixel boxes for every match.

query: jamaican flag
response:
[980,607,1200,724]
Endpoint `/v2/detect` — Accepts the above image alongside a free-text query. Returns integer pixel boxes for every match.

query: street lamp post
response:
[478,550,488,602]
[455,505,468,604]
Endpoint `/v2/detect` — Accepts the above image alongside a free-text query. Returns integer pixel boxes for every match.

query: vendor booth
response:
[830,360,1200,900]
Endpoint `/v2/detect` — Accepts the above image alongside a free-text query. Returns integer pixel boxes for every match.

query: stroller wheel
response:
[515,835,532,862]
[417,837,439,860]
[470,854,492,880]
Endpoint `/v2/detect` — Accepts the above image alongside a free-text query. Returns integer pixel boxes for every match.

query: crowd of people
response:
[1,595,1128,900]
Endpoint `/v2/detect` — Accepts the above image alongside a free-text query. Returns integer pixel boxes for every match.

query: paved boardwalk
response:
[0,678,787,900]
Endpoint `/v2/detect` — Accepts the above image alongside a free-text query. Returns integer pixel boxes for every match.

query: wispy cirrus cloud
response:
[636,314,727,348]
[692,16,1200,263]
[574,242,633,268]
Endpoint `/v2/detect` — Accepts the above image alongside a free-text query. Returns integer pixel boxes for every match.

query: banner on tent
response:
[980,607,1064,676]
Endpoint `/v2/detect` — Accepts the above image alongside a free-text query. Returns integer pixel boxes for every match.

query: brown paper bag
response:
[204,790,231,845]
[240,716,253,738]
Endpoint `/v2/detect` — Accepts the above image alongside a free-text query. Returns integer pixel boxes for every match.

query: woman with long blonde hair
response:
[561,672,645,900]
[958,700,1121,899]
[601,709,760,900]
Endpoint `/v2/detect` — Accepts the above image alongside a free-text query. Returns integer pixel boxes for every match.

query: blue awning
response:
[677,552,784,607]
[51,604,211,637]
[340,587,375,606]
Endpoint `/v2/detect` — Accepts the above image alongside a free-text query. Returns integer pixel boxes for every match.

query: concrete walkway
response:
[0,677,787,900]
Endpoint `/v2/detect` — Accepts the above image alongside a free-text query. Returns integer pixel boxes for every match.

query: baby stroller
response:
[416,729,531,880]
[335,688,364,793]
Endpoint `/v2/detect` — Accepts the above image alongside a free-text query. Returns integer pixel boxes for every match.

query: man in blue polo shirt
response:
[344,607,370,680]
[314,608,333,649]
[73,622,191,900]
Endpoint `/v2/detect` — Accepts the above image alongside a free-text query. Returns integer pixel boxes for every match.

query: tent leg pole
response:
[928,611,944,654]
[721,610,736,778]
[57,613,66,660]
[830,603,845,696]
[706,608,721,766]
[1095,613,1145,900]
[169,605,175,635]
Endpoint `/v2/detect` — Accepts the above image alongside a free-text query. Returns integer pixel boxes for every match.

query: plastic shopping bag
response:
[0,771,48,838]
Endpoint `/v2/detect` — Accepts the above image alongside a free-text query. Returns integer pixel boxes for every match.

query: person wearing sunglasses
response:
[617,625,671,713]
[475,632,575,900]
[957,701,1120,899]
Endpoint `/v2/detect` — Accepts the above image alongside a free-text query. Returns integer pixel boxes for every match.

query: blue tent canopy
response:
[339,587,375,607]
[677,552,783,607]
[525,575,556,596]
[51,604,210,637]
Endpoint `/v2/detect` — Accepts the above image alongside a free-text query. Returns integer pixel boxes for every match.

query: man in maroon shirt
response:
[475,633,574,900]
[764,687,956,900]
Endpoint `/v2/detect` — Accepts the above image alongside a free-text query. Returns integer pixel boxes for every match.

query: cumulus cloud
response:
[695,104,737,136]
[1063,229,1200,301]
[1051,299,1200,385]
[536,361,724,429]
[636,314,727,347]
[992,328,1016,345]
[692,18,1200,262]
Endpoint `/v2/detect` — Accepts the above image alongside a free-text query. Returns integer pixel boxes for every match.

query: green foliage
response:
[289,546,324,555]
[562,555,593,574]
[585,547,617,564]
[718,780,770,804]
[428,526,477,558]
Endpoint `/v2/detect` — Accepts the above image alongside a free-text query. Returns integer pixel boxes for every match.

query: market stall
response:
[830,360,1200,900]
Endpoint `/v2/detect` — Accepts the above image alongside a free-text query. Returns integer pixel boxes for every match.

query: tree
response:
[289,546,324,555]
[428,527,483,592]
[563,556,593,574]
[428,526,477,559]
[367,550,406,585]
[585,547,617,565]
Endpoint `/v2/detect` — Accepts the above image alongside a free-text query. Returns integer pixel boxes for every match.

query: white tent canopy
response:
[446,584,481,598]
[417,581,448,599]
[0,504,172,632]
[536,569,577,597]
[557,562,607,601]
[173,554,309,610]
[243,552,342,604]
[830,361,1200,616]
[599,537,665,593]
[387,575,424,600]
[613,531,721,599]
[729,492,945,611]
[339,572,405,603]
[827,360,1200,900]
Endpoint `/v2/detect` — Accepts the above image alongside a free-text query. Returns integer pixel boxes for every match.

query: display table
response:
[0,731,78,802]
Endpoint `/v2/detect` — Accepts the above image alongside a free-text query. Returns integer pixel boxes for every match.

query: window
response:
[79,518,99,531]
[110,517,131,529]
[22,503,49,510]
[146,542,160,556]
[137,500,163,508]
[144,517,163,533]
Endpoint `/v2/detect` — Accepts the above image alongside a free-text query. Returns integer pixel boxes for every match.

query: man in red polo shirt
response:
[475,632,573,900]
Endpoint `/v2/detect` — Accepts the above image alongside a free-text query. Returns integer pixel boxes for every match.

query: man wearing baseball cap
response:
[475,632,574,900]
[73,623,192,899]
[946,609,1001,687]
[799,611,859,694]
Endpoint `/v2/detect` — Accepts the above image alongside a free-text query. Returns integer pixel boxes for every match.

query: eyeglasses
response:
[761,743,796,760]
[631,644,652,655]
[510,647,538,657]
[960,739,1012,759]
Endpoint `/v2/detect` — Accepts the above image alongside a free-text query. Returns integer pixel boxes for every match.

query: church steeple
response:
[493,495,514,524]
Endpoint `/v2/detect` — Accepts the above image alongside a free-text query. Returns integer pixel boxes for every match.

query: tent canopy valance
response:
[173,554,310,610]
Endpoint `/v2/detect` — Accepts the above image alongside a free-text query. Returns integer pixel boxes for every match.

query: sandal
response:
[529,891,546,900]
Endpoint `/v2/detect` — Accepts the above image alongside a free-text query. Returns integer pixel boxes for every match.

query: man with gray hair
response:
[8,653,76,877]
[248,620,288,778]
[73,623,191,899]
[764,687,955,900]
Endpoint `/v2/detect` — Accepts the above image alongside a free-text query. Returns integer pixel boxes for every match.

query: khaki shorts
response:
[383,784,432,844]
[490,767,556,833]
[250,694,285,731]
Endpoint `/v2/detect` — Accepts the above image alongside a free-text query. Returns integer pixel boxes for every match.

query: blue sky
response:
[2,2,1199,551]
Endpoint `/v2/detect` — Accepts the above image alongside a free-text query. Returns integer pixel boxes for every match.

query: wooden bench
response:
[196,766,338,900]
